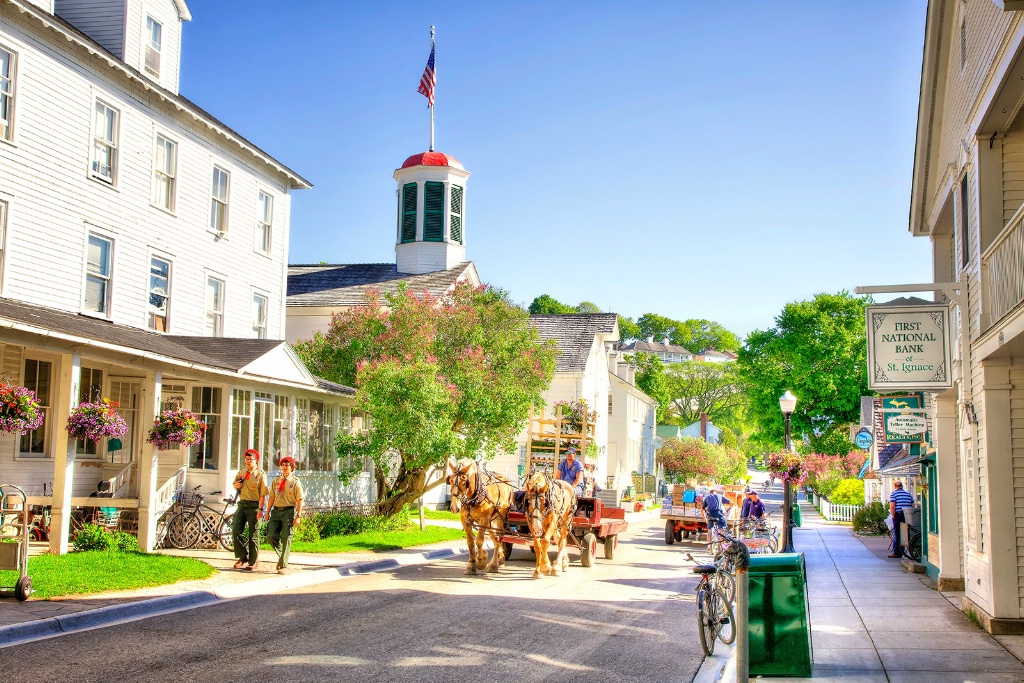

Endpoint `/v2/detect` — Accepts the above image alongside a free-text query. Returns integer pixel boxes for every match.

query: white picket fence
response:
[818,497,863,522]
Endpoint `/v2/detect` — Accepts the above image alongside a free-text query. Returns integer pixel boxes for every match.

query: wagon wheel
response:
[604,534,617,560]
[502,541,513,560]
[683,528,691,539]
[581,533,597,567]
[14,575,32,601]
[665,520,675,545]
[673,529,683,542]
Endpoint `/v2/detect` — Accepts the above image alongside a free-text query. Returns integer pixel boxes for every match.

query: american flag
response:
[418,44,435,107]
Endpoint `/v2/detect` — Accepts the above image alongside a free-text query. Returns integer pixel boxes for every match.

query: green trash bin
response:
[748,553,813,677]
[791,501,803,527]
[625,485,635,498]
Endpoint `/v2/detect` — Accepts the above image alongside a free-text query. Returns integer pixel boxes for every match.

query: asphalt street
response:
[0,517,707,683]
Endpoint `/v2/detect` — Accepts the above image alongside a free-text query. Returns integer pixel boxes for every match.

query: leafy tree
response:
[626,353,671,422]
[529,294,576,315]
[296,283,556,516]
[677,319,741,353]
[657,437,718,482]
[637,313,683,344]
[576,301,602,313]
[736,291,870,450]
[618,316,641,342]
[810,428,857,457]
[664,361,745,425]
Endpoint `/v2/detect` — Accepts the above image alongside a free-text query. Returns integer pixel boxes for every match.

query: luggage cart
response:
[0,483,33,601]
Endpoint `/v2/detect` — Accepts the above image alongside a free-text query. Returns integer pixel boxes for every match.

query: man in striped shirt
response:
[888,480,915,558]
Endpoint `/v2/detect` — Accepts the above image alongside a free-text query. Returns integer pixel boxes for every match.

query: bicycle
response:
[691,560,736,656]
[739,513,778,554]
[165,485,237,550]
[887,523,922,562]
[689,549,736,605]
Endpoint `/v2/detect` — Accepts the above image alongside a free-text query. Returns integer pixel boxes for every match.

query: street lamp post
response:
[779,390,797,553]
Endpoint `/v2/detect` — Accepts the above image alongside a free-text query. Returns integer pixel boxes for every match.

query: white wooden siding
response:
[125,0,181,94]
[0,14,292,339]
[54,0,128,59]
[1010,361,1024,612]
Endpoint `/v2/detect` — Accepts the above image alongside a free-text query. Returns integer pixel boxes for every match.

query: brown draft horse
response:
[447,458,514,575]
[524,470,577,579]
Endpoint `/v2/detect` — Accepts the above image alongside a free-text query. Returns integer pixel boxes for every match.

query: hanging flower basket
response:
[146,408,207,449]
[766,452,805,484]
[66,398,128,442]
[0,383,44,434]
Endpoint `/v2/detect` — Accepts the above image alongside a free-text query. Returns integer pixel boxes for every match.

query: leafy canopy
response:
[296,283,556,516]
[664,360,745,426]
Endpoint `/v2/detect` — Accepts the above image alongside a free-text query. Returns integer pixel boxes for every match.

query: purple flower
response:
[66,399,128,442]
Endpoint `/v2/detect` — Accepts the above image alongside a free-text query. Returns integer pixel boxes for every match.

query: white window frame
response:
[90,98,119,184]
[210,165,230,235]
[83,232,114,317]
[252,291,268,339]
[152,133,177,212]
[256,190,273,255]
[18,356,53,459]
[144,15,162,79]
[205,275,225,337]
[147,253,171,332]
[0,197,7,295]
[0,44,16,143]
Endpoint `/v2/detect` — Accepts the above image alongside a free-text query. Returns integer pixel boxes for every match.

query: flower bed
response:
[66,399,128,442]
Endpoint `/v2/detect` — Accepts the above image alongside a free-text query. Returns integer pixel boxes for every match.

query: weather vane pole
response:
[417,26,437,151]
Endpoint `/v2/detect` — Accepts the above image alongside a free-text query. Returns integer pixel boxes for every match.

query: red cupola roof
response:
[401,151,464,170]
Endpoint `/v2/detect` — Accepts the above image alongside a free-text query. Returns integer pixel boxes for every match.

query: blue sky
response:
[181,1,931,339]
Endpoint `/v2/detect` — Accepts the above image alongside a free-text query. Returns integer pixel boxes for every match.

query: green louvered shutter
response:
[449,185,463,244]
[401,183,417,243]
[423,181,444,242]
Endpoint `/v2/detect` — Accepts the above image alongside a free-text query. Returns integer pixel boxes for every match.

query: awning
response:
[876,449,925,477]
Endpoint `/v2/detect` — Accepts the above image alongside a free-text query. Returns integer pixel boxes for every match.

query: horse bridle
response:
[450,463,500,507]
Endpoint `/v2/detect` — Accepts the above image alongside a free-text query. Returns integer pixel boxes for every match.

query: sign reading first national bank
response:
[866,304,953,391]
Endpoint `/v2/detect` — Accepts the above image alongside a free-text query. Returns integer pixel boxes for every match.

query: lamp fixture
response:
[963,402,978,425]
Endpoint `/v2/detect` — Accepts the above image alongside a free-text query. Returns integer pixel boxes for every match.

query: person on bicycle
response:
[232,449,269,571]
[267,456,304,575]
[701,484,729,535]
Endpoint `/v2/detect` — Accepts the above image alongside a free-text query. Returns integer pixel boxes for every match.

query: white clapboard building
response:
[0,0,361,553]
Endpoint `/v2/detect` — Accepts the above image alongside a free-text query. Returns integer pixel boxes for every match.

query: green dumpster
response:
[791,501,803,527]
[748,553,813,677]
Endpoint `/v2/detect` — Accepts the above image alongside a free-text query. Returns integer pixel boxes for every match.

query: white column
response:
[218,384,232,494]
[934,393,963,589]
[48,352,80,554]
[136,369,161,551]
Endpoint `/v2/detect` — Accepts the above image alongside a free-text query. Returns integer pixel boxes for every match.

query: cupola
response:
[394,151,470,275]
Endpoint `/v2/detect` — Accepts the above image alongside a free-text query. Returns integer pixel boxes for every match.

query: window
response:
[20,359,51,457]
[153,135,177,210]
[294,398,309,468]
[84,233,113,315]
[450,185,464,243]
[252,293,268,339]
[423,181,444,241]
[306,401,335,472]
[0,46,16,141]
[256,191,273,254]
[145,16,162,78]
[210,166,230,233]
[0,199,7,292]
[205,276,225,336]
[91,100,118,183]
[76,367,104,457]
[961,18,967,71]
[608,394,613,417]
[230,389,252,471]
[190,386,221,470]
[148,256,170,331]
[960,173,970,269]
[401,183,417,243]
[273,395,290,463]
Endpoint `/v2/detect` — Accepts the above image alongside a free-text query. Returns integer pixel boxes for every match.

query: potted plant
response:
[146,408,207,449]
[0,382,44,434]
[66,398,128,442]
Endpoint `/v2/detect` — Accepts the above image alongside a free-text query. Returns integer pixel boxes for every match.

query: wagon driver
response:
[558,446,585,497]
[232,448,269,571]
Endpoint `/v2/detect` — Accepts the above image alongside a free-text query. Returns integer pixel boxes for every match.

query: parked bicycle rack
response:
[0,483,33,601]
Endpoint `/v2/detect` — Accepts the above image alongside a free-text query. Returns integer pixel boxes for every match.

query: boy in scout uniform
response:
[232,448,269,571]
[267,455,303,574]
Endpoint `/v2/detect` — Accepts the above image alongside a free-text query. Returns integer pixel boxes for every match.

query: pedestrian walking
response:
[888,480,915,558]
[267,455,304,574]
[232,448,269,571]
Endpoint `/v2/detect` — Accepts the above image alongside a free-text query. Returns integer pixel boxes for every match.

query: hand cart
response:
[0,483,33,601]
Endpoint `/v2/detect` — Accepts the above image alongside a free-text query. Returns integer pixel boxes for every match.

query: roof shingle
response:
[530,314,618,372]
[287,262,475,307]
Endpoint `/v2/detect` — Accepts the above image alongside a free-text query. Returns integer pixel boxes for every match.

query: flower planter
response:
[147,408,207,449]
[0,383,44,434]
[66,399,128,442]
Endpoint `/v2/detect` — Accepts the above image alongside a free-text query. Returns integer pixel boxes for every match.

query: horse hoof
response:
[532,571,542,579]
[464,567,477,575]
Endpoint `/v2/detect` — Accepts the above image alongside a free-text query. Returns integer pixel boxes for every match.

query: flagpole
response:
[429,25,435,152]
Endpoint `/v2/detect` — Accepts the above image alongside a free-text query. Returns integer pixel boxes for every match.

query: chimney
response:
[662,337,670,345]
[646,336,654,344]
[700,412,708,442]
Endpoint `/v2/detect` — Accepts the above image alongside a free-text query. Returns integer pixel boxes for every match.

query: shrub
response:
[112,531,140,552]
[292,520,321,543]
[831,479,865,506]
[308,505,412,538]
[73,524,112,551]
[852,502,888,535]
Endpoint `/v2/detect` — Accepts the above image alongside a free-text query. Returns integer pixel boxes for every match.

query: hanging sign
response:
[866,304,952,391]
[854,428,873,450]
[881,395,927,443]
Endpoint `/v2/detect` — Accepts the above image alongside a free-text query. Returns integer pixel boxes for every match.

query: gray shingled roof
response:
[619,340,692,355]
[287,262,474,307]
[0,298,353,395]
[530,314,619,372]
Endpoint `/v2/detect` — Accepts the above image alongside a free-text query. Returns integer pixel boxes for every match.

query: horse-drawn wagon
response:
[501,494,628,567]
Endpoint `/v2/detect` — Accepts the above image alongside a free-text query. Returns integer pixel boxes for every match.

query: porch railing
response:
[153,466,187,521]
[103,462,134,499]
[981,202,1024,332]
[818,497,862,523]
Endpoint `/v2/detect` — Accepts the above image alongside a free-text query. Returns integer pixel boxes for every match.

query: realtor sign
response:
[866,304,952,391]
[880,395,927,444]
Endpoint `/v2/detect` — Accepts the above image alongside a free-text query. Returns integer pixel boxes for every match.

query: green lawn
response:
[0,551,214,599]
[288,525,465,553]
[421,508,460,521]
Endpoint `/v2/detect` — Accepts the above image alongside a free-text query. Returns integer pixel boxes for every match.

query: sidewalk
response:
[0,508,663,649]
[701,502,1024,682]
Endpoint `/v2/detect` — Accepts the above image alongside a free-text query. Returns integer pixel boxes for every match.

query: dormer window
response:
[145,16,162,79]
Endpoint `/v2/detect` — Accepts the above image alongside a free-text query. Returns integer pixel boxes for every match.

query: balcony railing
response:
[981,202,1024,331]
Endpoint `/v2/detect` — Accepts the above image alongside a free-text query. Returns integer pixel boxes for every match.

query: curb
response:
[0,544,468,649]
[692,644,736,683]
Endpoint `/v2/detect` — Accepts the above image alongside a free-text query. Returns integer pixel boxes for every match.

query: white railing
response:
[153,466,187,520]
[103,462,134,499]
[818,497,863,523]
[981,204,1024,331]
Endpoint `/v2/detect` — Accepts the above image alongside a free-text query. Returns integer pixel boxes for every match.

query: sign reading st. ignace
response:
[866,304,952,391]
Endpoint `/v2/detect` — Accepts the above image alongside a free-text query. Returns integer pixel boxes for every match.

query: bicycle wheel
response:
[166,510,202,549]
[697,587,716,656]
[907,529,922,562]
[218,514,234,551]
[712,587,736,645]
[716,569,736,604]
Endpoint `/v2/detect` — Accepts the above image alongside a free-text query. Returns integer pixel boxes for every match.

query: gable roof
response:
[619,340,692,355]
[530,314,619,372]
[286,262,478,307]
